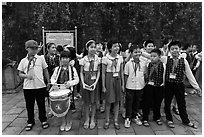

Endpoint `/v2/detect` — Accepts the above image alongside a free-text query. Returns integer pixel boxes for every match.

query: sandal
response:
[172,107,179,115]
[100,106,105,113]
[156,119,163,125]
[114,122,120,130]
[143,121,149,127]
[90,121,96,129]
[25,123,35,131]
[83,122,89,129]
[167,121,175,128]
[65,122,72,132]
[42,121,49,129]
[103,121,110,129]
[184,122,197,129]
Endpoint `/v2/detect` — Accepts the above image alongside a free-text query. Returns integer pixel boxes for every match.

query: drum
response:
[49,86,72,117]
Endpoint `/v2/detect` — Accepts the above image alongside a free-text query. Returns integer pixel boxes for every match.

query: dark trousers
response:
[125,88,143,119]
[164,82,190,124]
[23,88,47,124]
[142,85,164,121]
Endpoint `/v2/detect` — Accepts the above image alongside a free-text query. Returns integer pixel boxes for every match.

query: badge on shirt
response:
[169,73,176,79]
[113,72,119,77]
[148,81,154,86]
[91,73,97,80]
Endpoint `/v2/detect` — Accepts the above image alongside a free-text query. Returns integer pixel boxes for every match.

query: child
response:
[17,40,50,131]
[142,48,165,127]
[124,45,148,128]
[163,41,201,128]
[79,40,101,129]
[96,42,105,113]
[102,39,125,130]
[51,50,79,131]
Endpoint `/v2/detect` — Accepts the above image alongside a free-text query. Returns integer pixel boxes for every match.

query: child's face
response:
[111,43,120,54]
[132,48,141,59]
[150,52,160,63]
[61,57,70,65]
[88,43,96,55]
[26,47,38,56]
[96,43,103,52]
[145,43,155,53]
[192,45,197,52]
[48,45,56,55]
[170,45,180,57]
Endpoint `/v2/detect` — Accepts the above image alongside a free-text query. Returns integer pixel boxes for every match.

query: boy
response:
[17,40,50,131]
[163,41,201,128]
[142,48,165,126]
[124,45,148,128]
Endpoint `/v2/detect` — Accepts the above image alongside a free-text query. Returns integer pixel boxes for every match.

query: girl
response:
[51,50,79,132]
[102,39,124,130]
[79,40,100,129]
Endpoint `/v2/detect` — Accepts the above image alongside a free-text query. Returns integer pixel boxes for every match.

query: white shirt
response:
[161,55,200,90]
[124,58,148,90]
[51,66,79,91]
[102,53,123,72]
[17,54,48,89]
[79,55,100,71]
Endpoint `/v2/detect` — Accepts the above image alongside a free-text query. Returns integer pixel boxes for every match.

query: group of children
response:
[18,39,202,132]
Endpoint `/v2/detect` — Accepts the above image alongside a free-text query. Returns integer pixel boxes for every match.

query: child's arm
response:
[125,53,131,63]
[67,67,79,86]
[80,65,86,86]
[120,63,125,92]
[184,58,201,92]
[193,60,200,70]
[102,64,107,93]
[124,62,129,90]
[43,68,51,84]
[19,71,33,80]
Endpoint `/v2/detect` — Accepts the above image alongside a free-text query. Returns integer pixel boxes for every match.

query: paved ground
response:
[2,88,202,135]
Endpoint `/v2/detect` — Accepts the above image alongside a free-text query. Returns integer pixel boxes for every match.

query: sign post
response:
[42,27,77,55]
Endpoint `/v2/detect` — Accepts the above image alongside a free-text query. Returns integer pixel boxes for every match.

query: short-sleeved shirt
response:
[17,54,48,89]
[124,58,147,90]
[79,55,100,71]
[102,53,123,72]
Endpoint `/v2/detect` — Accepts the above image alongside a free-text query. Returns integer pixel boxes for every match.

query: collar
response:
[106,53,120,60]
[26,54,38,59]
[84,54,97,62]
[192,51,198,55]
[169,54,182,59]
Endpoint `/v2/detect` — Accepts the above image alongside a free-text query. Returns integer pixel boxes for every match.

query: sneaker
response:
[167,121,175,128]
[132,116,142,126]
[124,118,131,128]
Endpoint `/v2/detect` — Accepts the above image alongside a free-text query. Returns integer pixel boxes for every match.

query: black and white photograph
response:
[2,1,202,135]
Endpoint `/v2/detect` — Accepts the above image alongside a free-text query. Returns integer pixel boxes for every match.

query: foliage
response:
[2,2,202,62]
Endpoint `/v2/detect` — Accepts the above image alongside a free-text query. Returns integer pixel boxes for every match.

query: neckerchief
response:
[172,58,178,73]
[27,56,37,74]
[132,58,140,76]
[59,66,69,84]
